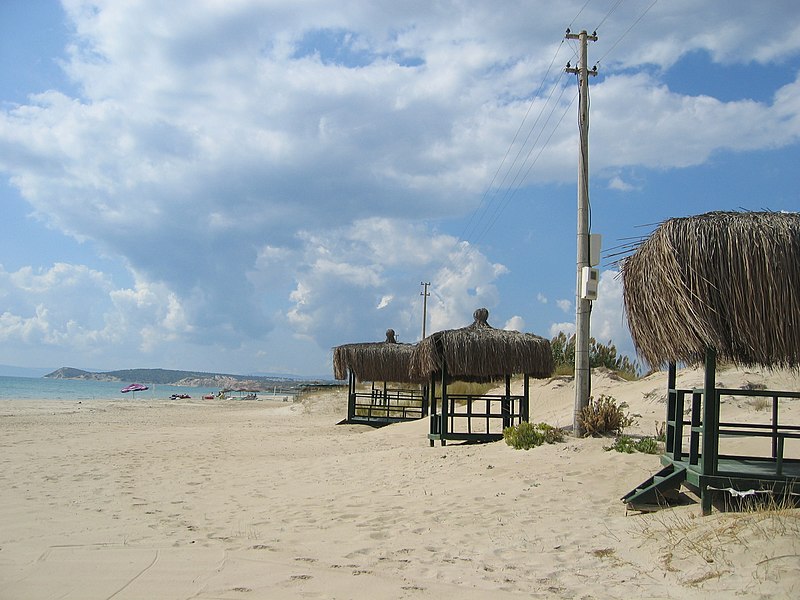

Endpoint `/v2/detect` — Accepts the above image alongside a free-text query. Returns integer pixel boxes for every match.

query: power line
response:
[470,73,573,244]
[473,86,578,244]
[595,0,659,66]
[568,0,594,32]
[457,39,569,245]
[422,4,631,295]
[594,0,626,32]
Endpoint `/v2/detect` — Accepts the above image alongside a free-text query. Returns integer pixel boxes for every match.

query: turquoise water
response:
[0,375,222,401]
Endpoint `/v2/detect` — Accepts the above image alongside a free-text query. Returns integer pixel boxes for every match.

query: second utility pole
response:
[420,281,430,340]
[565,29,597,436]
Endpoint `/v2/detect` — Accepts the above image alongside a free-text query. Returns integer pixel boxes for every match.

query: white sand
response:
[0,366,798,599]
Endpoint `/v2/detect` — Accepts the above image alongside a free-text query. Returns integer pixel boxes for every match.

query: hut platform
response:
[623,360,800,513]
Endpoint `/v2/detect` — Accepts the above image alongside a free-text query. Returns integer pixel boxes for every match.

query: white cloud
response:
[592,72,800,172]
[608,175,636,192]
[589,270,635,359]
[0,262,192,359]
[547,271,633,357]
[549,321,575,338]
[504,315,525,331]
[0,1,799,372]
[285,219,508,347]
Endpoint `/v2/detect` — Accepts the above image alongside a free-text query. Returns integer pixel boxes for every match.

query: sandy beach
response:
[1,366,798,599]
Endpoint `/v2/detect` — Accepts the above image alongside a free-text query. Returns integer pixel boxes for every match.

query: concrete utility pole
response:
[565,29,597,436]
[420,282,430,340]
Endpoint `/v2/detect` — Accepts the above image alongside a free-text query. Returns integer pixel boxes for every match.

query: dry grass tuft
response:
[631,494,800,587]
[747,396,771,411]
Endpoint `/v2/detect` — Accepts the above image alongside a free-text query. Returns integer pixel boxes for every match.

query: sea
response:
[0,375,225,402]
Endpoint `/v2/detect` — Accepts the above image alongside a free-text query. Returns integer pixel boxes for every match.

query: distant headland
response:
[44,367,330,389]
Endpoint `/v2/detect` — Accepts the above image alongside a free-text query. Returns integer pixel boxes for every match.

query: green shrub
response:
[550,332,639,379]
[634,436,660,454]
[503,422,564,450]
[604,435,637,453]
[604,434,661,454]
[578,394,635,437]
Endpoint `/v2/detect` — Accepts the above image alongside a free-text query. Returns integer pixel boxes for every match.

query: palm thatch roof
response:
[621,210,800,369]
[409,308,554,382]
[333,329,423,383]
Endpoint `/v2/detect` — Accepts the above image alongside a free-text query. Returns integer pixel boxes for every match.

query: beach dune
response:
[0,366,798,599]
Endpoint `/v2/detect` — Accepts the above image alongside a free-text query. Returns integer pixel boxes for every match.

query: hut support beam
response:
[503,375,511,429]
[523,374,530,422]
[347,372,356,422]
[429,373,437,447]
[440,363,449,446]
[701,346,718,515]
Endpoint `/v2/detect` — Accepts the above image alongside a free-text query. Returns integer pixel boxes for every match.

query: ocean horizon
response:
[0,375,231,401]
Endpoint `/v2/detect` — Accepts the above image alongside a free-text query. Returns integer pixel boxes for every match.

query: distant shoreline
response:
[43,366,334,388]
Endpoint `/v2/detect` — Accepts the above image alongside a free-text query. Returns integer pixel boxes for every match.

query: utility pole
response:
[565,29,597,436]
[420,282,430,340]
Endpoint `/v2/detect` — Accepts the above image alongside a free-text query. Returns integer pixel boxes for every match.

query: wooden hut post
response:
[701,346,718,515]
[440,362,449,446]
[429,373,437,447]
[666,362,676,457]
[347,371,357,422]
[523,374,530,423]
[503,374,511,429]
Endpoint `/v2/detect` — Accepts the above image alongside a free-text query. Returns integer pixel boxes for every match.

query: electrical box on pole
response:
[589,233,602,267]
[580,266,599,300]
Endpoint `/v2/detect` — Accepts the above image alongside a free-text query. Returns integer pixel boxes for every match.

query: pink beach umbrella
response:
[120,383,149,397]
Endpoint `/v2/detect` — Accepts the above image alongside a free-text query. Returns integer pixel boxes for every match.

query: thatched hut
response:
[332,329,427,425]
[623,210,800,370]
[410,308,554,445]
[620,211,800,513]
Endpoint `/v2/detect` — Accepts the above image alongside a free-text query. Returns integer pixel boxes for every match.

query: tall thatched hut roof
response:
[621,210,800,369]
[410,308,554,382]
[333,329,422,383]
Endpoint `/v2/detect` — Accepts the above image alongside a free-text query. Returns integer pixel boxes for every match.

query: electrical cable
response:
[458,39,568,244]
[594,0,625,33]
[595,0,659,66]
[423,3,617,300]
[473,85,578,244]
[568,0,594,33]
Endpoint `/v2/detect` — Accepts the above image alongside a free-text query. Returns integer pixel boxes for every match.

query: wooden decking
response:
[715,456,800,480]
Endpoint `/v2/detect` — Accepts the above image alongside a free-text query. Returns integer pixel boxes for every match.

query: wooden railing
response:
[666,387,800,477]
[350,388,426,421]
[429,393,528,442]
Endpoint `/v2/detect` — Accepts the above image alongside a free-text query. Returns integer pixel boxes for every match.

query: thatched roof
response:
[332,329,423,383]
[621,211,800,369]
[409,308,554,382]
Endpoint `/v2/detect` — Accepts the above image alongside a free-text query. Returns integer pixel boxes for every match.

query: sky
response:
[0,0,798,378]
